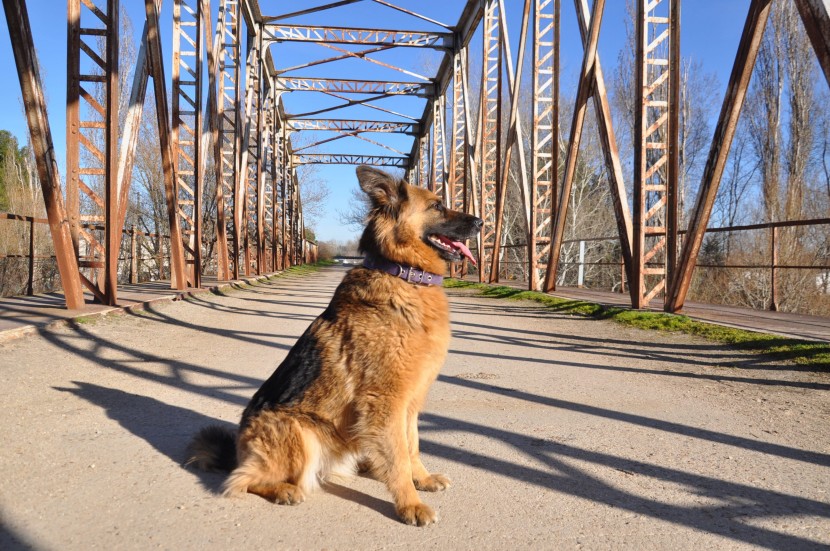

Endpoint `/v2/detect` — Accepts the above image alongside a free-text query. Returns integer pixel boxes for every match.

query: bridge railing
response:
[466,218,830,314]
[562,218,830,312]
[2,211,322,298]
[1,212,172,297]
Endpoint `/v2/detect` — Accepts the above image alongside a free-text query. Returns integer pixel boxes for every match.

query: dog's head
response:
[356,165,483,274]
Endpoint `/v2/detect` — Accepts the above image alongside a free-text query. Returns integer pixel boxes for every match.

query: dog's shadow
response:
[54,382,401,520]
[55,382,232,493]
[321,481,399,522]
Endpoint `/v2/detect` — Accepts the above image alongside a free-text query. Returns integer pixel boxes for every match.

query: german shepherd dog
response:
[188,165,482,526]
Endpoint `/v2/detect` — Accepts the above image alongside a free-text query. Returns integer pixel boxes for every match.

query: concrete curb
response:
[0,272,284,345]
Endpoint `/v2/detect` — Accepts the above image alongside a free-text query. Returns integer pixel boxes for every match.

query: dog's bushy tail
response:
[186,425,237,472]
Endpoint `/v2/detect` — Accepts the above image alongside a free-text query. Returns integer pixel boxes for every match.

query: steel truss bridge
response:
[2,0,829,311]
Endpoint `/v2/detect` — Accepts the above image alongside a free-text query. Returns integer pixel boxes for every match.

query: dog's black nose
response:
[473,217,484,229]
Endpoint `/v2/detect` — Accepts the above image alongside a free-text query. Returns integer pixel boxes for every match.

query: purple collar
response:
[363,256,444,287]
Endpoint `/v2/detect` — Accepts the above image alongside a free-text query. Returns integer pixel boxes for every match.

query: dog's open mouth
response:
[427,234,477,265]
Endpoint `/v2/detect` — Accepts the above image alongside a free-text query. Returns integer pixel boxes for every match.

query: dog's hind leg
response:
[406,405,451,492]
[222,415,310,505]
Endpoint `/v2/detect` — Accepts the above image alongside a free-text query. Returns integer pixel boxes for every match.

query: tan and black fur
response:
[188,166,481,526]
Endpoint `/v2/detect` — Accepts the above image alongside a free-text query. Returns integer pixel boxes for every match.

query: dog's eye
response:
[431,202,444,212]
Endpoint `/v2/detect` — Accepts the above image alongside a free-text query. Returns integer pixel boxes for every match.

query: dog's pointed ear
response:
[356,165,406,209]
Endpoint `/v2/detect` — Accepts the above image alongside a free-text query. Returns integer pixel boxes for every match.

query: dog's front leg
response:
[372,411,437,526]
[406,406,451,492]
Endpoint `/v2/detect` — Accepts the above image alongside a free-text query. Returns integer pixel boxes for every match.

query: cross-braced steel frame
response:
[4,0,830,314]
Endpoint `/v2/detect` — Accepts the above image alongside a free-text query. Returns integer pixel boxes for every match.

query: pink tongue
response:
[451,240,476,266]
[437,235,476,266]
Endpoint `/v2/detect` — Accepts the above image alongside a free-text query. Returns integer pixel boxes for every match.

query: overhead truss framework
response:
[5,0,830,313]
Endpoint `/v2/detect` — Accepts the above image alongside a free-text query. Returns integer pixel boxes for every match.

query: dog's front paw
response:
[414,474,451,492]
[397,503,438,526]
[273,483,305,505]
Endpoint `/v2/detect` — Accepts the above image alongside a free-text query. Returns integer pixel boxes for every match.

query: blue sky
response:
[0,1,750,243]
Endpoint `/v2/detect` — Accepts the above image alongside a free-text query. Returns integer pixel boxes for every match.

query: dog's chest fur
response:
[243,267,450,426]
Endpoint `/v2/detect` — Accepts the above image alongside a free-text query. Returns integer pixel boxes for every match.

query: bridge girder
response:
[5,0,830,315]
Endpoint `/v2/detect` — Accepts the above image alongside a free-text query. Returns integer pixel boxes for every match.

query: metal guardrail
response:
[477,218,830,310]
[1,212,320,295]
[561,218,830,310]
[1,212,171,295]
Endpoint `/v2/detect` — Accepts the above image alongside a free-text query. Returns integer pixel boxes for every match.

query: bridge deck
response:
[1,265,828,549]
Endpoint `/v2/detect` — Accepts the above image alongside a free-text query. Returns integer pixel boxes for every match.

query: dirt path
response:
[1,265,828,550]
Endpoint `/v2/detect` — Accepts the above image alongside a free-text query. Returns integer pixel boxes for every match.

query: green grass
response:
[444,279,830,371]
[72,315,97,325]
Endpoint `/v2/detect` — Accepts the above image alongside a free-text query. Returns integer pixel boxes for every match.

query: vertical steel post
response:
[770,225,779,311]
[172,0,204,287]
[104,0,119,303]
[130,225,138,284]
[460,50,482,276]
[418,133,430,189]
[145,0,188,291]
[430,97,448,200]
[530,0,558,291]
[27,217,35,296]
[215,0,242,279]
[65,0,120,304]
[258,81,274,274]
[633,0,676,308]
[448,49,469,277]
[479,0,502,283]
[238,26,262,277]
[666,0,680,309]
[282,127,290,269]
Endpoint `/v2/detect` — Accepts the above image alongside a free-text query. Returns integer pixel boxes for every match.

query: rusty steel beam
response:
[460,49,482,249]
[666,0,681,307]
[430,96,448,199]
[144,0,188,290]
[215,0,242,279]
[545,0,607,292]
[448,47,469,277]
[403,1,484,187]
[263,24,453,49]
[666,0,772,312]
[4,0,84,309]
[632,0,677,309]
[275,76,434,97]
[257,83,275,274]
[293,153,409,168]
[479,0,502,283]
[545,0,634,296]
[286,119,419,134]
[65,0,120,304]
[238,26,263,276]
[260,84,276,273]
[793,0,830,88]
[103,0,119,304]
[490,0,532,282]
[263,0,363,22]
[529,0,558,291]
[281,127,290,269]
[371,0,452,29]
[116,4,155,239]
[172,0,204,287]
